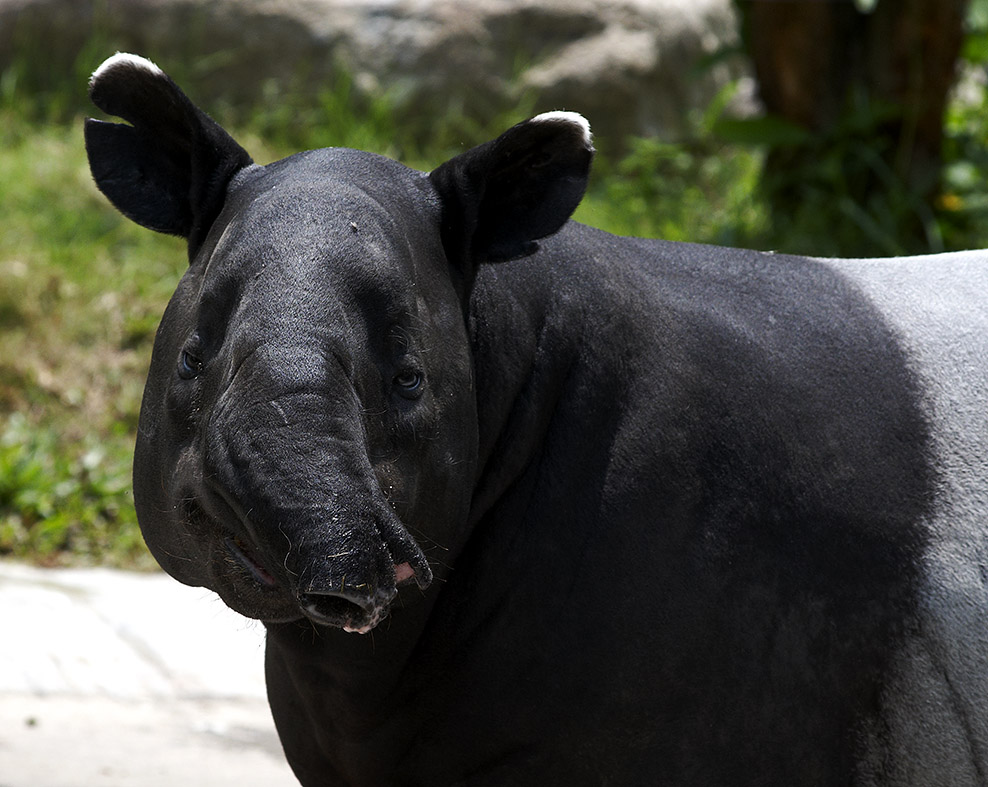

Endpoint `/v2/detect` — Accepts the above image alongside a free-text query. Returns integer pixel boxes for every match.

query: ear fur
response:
[85,53,253,255]
[429,111,593,269]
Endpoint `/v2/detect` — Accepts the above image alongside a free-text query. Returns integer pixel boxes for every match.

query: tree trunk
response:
[735,0,969,253]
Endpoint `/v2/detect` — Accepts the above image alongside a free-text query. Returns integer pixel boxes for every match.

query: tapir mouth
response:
[193,468,432,633]
[225,535,279,589]
[218,523,423,632]
[195,477,432,633]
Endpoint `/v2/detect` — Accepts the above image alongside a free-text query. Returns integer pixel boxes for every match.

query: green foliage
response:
[0,16,114,123]
[576,84,767,245]
[719,0,988,258]
[242,62,542,168]
[938,0,988,252]
[249,69,404,161]
[0,415,150,566]
[0,115,182,567]
[714,91,947,257]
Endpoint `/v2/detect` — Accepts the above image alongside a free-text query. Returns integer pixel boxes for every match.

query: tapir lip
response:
[178,496,302,624]
[225,535,279,589]
[199,479,286,587]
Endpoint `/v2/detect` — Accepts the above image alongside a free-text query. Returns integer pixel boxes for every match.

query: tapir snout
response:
[186,319,435,631]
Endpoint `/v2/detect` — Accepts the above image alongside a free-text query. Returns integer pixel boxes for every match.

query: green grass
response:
[2,34,987,567]
[0,115,183,567]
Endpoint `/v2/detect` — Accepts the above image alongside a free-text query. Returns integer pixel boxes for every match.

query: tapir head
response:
[86,54,592,633]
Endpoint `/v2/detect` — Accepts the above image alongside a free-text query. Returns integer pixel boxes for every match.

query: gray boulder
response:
[2,0,750,144]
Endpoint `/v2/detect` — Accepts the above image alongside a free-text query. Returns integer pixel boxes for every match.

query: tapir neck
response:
[264,601,429,695]
[264,597,439,782]
[466,245,587,526]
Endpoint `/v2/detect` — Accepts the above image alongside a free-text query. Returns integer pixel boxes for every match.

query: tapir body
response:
[86,54,988,785]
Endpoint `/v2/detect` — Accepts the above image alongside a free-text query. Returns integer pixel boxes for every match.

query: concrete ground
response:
[0,561,298,787]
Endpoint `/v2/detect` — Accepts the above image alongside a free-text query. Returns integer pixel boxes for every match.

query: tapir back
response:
[827,251,988,783]
[454,227,988,784]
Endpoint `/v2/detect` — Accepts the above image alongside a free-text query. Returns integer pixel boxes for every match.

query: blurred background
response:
[0,0,986,572]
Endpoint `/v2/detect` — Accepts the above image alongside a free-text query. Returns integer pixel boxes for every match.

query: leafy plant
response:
[576,82,766,245]
[0,415,151,566]
[938,0,988,252]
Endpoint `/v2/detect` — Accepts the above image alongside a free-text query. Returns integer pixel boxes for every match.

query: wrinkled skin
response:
[134,154,477,633]
[87,54,988,786]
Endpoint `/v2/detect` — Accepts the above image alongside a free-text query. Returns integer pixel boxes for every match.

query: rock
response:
[1,0,751,146]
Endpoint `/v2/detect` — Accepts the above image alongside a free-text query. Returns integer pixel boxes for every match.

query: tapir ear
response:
[429,111,593,266]
[84,53,253,254]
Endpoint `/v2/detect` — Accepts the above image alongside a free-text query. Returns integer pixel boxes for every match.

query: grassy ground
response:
[0,116,176,566]
[1,43,986,567]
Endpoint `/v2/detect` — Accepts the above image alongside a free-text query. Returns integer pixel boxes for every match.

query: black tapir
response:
[86,53,988,786]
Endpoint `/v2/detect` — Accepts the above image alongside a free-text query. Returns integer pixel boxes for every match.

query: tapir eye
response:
[178,349,204,380]
[392,369,424,399]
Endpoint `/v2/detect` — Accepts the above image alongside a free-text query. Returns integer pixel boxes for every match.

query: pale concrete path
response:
[0,561,298,787]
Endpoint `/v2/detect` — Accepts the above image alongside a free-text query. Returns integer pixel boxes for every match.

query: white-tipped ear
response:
[90,52,165,88]
[531,111,593,149]
[429,111,594,270]
[85,52,253,254]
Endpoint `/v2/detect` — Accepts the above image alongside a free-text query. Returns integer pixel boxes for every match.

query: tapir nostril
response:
[298,588,388,632]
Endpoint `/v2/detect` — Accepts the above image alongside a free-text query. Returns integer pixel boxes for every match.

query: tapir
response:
[85,53,988,786]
